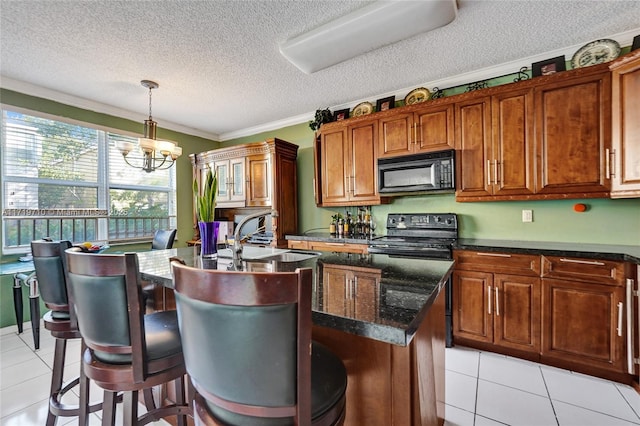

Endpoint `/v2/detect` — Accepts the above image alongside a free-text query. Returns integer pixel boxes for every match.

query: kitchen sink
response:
[259,251,322,263]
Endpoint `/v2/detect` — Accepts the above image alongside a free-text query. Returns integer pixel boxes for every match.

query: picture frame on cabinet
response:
[632,35,640,51]
[531,55,566,77]
[333,109,349,121]
[376,96,395,112]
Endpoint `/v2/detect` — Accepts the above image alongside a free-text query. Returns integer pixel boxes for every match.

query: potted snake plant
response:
[193,168,219,257]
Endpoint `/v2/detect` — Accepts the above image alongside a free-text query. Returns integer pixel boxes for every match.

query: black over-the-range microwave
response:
[377,149,455,194]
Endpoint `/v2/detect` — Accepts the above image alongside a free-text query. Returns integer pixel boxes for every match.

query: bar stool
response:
[31,239,102,426]
[65,248,190,426]
[170,259,347,425]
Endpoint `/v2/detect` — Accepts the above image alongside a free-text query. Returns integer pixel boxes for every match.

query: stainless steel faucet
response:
[232,209,278,262]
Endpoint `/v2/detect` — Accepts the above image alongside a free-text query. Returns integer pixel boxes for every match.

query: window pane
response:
[3,111,98,182]
[4,182,97,209]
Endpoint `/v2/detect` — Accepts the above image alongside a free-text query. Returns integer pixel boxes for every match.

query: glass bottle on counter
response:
[344,211,352,237]
[337,218,344,237]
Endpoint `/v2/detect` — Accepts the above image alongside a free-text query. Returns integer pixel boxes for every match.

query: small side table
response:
[13,272,40,349]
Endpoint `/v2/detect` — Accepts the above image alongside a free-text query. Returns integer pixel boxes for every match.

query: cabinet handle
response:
[559,258,605,266]
[493,160,498,185]
[488,285,492,314]
[476,252,511,258]
[486,160,492,186]
[605,148,611,179]
[323,242,345,246]
[351,176,355,194]
[617,301,623,337]
[609,149,616,178]
[495,287,500,316]
[627,278,634,374]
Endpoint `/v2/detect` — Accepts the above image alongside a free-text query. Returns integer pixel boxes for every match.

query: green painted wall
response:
[225,122,640,246]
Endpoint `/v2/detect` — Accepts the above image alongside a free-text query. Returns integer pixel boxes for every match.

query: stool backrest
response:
[171,260,313,423]
[31,239,72,311]
[151,229,177,250]
[65,248,147,376]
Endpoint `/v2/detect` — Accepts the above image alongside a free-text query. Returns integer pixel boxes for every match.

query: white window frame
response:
[1,105,177,254]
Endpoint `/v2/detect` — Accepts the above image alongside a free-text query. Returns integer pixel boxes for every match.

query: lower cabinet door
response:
[453,270,493,344]
[493,274,541,352]
[542,278,625,373]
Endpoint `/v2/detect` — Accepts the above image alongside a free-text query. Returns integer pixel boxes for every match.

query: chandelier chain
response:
[148,86,153,119]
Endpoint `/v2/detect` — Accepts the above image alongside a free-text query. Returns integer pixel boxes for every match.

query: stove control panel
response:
[387,213,458,230]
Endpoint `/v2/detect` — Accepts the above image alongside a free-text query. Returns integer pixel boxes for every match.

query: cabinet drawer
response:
[308,241,368,254]
[287,240,309,250]
[541,255,625,286]
[454,250,541,276]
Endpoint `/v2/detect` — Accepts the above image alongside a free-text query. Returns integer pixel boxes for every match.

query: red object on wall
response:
[573,203,587,212]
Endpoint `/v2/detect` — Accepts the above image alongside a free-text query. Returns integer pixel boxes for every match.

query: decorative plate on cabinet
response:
[404,87,431,105]
[352,101,374,117]
[571,39,621,69]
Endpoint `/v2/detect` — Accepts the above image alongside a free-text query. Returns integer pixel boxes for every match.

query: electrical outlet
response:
[522,210,533,223]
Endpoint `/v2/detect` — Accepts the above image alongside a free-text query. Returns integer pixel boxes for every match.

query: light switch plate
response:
[522,210,533,223]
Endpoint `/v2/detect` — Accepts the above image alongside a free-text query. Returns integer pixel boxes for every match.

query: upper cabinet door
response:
[610,50,640,198]
[378,113,413,158]
[246,154,270,207]
[320,127,350,204]
[491,87,535,196]
[348,119,379,203]
[414,102,455,153]
[455,96,493,198]
[534,72,611,196]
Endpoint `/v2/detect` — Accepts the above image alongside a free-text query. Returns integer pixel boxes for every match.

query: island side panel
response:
[312,283,446,426]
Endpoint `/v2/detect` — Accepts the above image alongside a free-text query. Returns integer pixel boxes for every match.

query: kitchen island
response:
[137,247,454,426]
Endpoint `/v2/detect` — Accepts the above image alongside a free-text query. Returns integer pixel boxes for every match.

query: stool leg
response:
[175,375,187,426]
[123,391,138,426]
[29,296,40,349]
[101,391,117,426]
[78,341,89,426]
[12,281,23,334]
[46,337,67,426]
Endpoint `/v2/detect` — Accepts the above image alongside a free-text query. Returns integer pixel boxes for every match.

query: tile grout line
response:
[538,364,561,426]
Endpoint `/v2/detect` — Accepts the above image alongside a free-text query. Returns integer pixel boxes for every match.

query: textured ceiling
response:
[1,1,640,141]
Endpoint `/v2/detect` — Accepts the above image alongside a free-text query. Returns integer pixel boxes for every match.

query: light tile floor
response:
[0,321,171,425]
[445,346,640,426]
[2,321,640,425]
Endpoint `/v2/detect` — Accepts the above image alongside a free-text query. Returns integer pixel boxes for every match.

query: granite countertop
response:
[286,233,640,264]
[455,239,640,264]
[136,247,454,347]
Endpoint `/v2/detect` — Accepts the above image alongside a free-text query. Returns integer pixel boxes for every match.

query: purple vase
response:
[198,221,220,258]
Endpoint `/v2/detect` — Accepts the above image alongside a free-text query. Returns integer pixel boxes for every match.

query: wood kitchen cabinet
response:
[453,250,541,354]
[455,87,535,201]
[191,138,298,247]
[321,263,380,322]
[378,102,454,158]
[534,70,611,197]
[318,119,384,206]
[455,62,613,202]
[609,49,640,198]
[541,255,627,375]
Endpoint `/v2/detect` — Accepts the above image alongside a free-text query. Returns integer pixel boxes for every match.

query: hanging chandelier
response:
[115,80,182,173]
